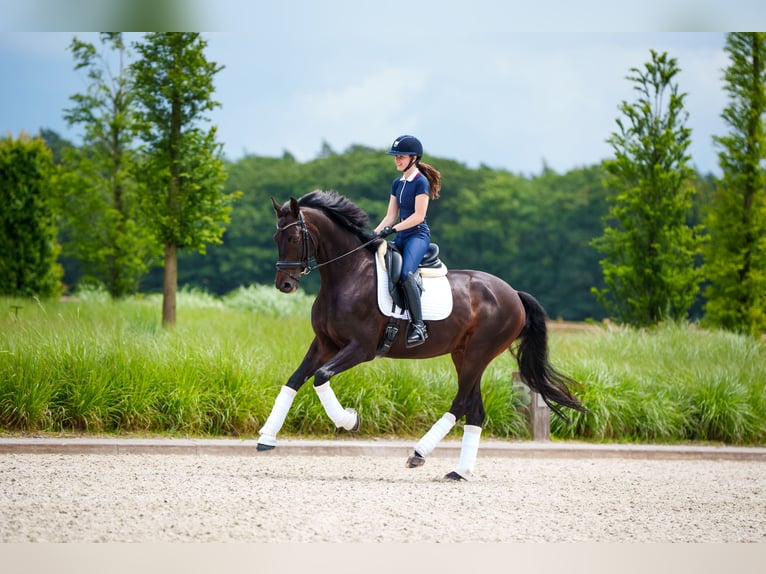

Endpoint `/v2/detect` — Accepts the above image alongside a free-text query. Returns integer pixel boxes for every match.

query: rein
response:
[275,210,378,281]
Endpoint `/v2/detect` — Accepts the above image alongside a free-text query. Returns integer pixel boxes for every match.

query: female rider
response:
[374,135,442,347]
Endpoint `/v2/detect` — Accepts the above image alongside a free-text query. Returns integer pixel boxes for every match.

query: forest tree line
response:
[130,143,714,322]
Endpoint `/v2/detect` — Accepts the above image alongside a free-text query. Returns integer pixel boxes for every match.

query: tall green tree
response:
[703,33,766,337]
[131,33,239,326]
[60,33,157,298]
[0,133,63,298]
[592,50,704,327]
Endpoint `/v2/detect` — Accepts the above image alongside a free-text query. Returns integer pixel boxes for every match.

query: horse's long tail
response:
[514,291,588,422]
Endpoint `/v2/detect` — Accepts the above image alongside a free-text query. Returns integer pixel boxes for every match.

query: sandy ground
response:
[1,448,764,543]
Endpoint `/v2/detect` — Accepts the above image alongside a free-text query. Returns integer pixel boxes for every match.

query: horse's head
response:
[272,191,379,293]
[272,197,313,293]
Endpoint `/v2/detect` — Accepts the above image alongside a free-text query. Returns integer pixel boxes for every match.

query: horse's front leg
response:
[257,338,327,451]
[312,340,376,432]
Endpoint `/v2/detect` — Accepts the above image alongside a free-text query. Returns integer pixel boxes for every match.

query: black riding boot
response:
[401,272,428,348]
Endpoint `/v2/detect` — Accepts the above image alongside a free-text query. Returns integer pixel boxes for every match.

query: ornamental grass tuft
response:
[1,293,764,445]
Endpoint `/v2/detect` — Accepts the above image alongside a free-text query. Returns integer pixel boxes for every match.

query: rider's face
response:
[394,155,410,171]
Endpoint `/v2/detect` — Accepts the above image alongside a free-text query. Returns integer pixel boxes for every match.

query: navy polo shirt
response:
[390,170,430,239]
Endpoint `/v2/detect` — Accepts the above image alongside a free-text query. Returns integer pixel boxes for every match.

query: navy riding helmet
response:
[386,135,423,157]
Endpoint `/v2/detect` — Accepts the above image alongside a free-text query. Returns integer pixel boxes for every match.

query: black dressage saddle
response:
[383,241,443,311]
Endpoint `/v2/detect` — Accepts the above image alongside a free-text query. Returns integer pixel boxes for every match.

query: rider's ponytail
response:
[417,161,441,200]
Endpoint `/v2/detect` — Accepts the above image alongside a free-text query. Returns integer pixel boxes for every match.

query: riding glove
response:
[379,226,396,238]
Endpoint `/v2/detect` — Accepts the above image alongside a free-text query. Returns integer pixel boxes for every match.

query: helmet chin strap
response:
[404,156,420,172]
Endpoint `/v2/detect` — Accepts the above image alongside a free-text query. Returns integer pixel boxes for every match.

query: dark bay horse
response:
[258,190,587,480]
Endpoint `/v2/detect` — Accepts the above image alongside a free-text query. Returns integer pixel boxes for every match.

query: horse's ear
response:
[289,197,300,218]
[271,197,282,216]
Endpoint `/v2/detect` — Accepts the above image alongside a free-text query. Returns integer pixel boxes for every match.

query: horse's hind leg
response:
[444,383,484,480]
[406,412,457,467]
[440,351,489,480]
[406,409,481,477]
[405,349,473,470]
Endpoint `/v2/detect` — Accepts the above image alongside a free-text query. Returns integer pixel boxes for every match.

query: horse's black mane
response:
[298,190,378,246]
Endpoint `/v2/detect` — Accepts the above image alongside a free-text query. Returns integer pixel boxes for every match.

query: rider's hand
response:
[379,226,396,238]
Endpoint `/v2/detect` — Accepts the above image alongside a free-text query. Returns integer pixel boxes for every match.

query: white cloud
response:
[0,30,735,175]
[292,66,427,151]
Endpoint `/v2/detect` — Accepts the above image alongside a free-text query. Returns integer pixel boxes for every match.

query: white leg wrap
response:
[414,412,456,457]
[258,385,297,446]
[453,425,482,479]
[314,382,357,430]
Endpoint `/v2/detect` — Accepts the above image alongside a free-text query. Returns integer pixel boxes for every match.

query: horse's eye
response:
[288,234,300,244]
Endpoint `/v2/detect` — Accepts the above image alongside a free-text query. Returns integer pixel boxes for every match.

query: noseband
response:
[275,210,380,284]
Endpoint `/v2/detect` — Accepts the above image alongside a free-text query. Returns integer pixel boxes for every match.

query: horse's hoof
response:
[256,443,276,452]
[406,451,426,468]
[443,471,467,481]
[345,408,360,432]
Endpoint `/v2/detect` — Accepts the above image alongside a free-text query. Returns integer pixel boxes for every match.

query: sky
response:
[1,2,764,177]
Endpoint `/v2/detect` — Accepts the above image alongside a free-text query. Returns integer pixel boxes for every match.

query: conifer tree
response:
[704,33,766,337]
[0,134,63,298]
[592,50,704,327]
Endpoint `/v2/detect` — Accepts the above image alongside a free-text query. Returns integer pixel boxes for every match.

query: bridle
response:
[275,211,316,282]
[275,210,380,283]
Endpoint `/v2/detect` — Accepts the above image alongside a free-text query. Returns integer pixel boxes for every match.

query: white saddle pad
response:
[375,249,453,320]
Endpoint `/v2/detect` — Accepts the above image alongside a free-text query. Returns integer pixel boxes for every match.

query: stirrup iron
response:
[406,322,428,348]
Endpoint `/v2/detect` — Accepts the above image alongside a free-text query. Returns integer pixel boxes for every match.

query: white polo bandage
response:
[453,424,482,479]
[258,385,297,447]
[314,382,357,430]
[413,412,456,457]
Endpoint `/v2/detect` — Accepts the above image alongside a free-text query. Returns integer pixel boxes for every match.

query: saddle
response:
[375,241,450,357]
[381,241,445,312]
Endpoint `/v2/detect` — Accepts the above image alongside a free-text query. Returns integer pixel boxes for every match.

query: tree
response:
[60,33,157,298]
[131,33,239,325]
[592,50,704,327]
[0,133,63,298]
[703,33,766,337]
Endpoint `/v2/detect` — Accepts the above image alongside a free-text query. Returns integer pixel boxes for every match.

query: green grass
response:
[551,323,766,444]
[1,288,764,445]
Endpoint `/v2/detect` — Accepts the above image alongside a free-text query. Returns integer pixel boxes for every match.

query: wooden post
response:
[512,371,550,441]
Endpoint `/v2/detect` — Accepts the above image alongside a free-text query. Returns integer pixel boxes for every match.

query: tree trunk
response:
[162,243,177,327]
